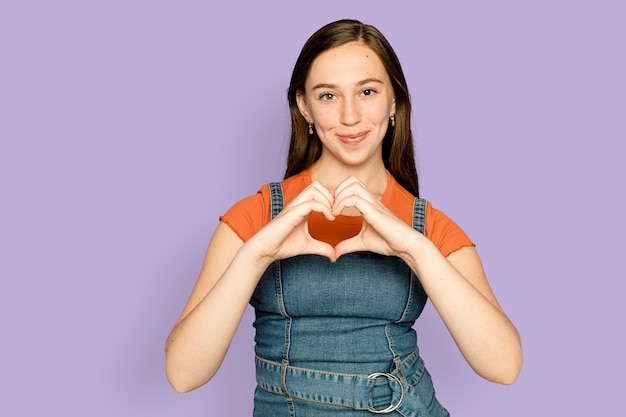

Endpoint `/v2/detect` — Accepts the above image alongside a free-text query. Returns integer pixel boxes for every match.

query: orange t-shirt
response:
[220,168,474,257]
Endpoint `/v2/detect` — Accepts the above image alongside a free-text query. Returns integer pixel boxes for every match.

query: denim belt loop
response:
[279,359,292,400]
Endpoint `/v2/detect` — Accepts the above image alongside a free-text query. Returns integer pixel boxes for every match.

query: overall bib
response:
[251,182,450,417]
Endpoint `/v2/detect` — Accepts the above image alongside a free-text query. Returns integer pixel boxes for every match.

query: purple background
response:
[1,1,624,415]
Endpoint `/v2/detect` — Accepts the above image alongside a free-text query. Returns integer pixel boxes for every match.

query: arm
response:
[165,222,264,393]
[165,183,337,393]
[402,244,522,384]
[333,177,523,384]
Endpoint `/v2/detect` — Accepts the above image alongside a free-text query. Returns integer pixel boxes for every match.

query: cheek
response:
[309,107,337,128]
[368,102,393,123]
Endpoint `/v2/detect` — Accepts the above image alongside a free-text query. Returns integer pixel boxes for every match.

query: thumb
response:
[305,240,338,263]
[333,236,365,260]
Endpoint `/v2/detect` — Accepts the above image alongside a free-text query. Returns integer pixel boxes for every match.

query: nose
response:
[339,97,361,126]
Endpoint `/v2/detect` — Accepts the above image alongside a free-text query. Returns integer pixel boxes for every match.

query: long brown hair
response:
[285,19,419,197]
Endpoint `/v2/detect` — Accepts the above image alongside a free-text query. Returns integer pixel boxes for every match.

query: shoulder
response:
[425,203,475,257]
[219,187,269,242]
[219,170,311,242]
[384,175,474,257]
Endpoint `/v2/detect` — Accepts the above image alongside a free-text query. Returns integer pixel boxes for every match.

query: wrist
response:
[396,231,437,267]
[239,236,276,270]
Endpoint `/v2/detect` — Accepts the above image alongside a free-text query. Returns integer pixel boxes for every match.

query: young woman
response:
[165,19,522,416]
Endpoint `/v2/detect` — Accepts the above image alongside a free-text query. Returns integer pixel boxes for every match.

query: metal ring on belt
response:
[366,372,405,414]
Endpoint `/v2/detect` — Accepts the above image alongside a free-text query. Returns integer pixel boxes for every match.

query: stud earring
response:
[308,123,314,135]
[390,115,395,127]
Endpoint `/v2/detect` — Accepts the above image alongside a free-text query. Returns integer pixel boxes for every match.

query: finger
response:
[278,199,336,224]
[308,181,334,204]
[289,182,334,210]
[333,182,378,216]
[333,175,365,197]
[332,192,376,217]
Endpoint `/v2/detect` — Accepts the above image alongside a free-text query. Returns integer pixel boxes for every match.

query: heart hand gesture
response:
[247,177,420,265]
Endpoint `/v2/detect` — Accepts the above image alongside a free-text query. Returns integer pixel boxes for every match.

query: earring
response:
[308,123,314,135]
[390,115,396,127]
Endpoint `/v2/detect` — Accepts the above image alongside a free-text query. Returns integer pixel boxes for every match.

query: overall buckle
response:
[366,372,405,414]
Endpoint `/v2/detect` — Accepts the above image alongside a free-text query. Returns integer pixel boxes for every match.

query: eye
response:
[319,93,335,101]
[362,88,376,96]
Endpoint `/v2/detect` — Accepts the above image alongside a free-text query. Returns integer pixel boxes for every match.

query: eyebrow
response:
[311,78,384,90]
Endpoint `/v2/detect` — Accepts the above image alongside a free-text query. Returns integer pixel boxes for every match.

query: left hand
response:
[332,176,422,259]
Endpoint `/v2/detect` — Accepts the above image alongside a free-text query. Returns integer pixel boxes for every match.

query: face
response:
[297,42,396,169]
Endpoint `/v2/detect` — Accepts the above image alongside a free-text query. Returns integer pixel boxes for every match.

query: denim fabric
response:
[250,183,449,416]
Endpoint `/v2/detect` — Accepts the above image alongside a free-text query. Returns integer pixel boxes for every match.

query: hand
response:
[247,182,338,263]
[332,176,419,259]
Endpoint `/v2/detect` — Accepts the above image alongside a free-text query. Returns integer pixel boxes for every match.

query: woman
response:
[165,19,522,416]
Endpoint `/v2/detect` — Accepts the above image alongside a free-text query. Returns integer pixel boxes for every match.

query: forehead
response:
[305,41,390,87]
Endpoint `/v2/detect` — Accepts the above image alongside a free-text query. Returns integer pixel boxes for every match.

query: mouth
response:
[337,131,368,145]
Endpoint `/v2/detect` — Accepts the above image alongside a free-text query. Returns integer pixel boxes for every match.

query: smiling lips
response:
[337,131,368,145]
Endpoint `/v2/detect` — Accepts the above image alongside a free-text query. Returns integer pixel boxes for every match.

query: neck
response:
[310,158,388,199]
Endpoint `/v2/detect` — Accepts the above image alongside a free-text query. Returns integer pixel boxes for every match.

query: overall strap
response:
[268,182,284,220]
[385,197,428,363]
[267,181,294,399]
[412,198,427,235]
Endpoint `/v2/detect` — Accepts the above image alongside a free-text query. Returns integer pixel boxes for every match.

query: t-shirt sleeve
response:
[425,202,475,257]
[219,186,269,242]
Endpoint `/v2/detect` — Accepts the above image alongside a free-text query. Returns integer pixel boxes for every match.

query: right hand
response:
[246,182,338,264]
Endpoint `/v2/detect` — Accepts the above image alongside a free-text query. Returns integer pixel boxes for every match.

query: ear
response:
[390,97,396,117]
[296,91,313,123]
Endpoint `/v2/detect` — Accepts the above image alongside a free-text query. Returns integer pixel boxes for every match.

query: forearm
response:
[165,244,271,393]
[399,236,522,384]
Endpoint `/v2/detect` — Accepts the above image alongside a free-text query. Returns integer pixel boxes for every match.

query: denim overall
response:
[250,182,450,417]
